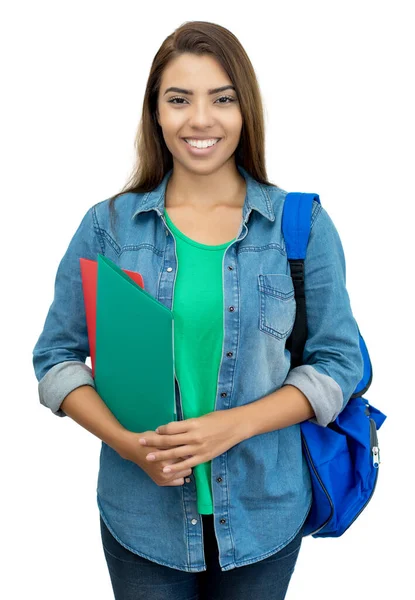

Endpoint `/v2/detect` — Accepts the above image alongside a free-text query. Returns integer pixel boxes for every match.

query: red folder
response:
[79,257,144,378]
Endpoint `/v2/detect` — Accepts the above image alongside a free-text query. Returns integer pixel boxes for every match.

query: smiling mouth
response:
[182,138,222,149]
[182,137,222,141]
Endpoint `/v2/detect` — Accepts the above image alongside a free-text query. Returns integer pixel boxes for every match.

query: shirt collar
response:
[130,164,276,222]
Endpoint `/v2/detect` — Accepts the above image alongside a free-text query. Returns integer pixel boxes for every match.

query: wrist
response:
[230,405,254,443]
[111,428,136,459]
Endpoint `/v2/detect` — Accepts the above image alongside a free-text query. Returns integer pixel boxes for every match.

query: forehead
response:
[160,53,231,88]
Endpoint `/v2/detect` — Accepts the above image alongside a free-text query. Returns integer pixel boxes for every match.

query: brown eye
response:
[216,96,236,103]
[167,96,236,105]
[168,97,187,104]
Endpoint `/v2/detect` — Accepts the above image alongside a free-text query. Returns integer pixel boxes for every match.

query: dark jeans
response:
[100,513,304,600]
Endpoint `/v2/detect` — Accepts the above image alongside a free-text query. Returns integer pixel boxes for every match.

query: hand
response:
[118,431,194,487]
[137,409,247,476]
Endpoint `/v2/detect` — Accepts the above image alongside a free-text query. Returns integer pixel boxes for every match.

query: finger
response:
[162,455,198,474]
[157,419,196,435]
[165,468,193,486]
[145,446,194,462]
[168,467,192,480]
[139,433,189,448]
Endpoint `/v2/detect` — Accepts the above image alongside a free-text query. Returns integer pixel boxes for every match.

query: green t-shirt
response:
[164,208,236,514]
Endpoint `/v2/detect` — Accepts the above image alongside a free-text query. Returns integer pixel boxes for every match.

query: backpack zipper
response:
[330,414,380,536]
[370,416,380,468]
[338,460,379,535]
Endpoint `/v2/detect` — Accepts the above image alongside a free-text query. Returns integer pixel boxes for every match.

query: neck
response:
[165,161,246,210]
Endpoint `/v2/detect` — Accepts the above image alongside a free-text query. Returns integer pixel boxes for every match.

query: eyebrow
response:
[163,85,236,96]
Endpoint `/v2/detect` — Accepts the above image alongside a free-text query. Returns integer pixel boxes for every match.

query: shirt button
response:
[228,266,233,270]
[221,392,227,398]
[229,306,235,312]
[226,352,233,357]
[185,478,191,483]
[191,519,198,525]
[166,267,173,272]
[219,519,226,524]
[216,477,223,483]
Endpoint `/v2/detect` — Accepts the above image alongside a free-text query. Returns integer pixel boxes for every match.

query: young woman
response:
[32,20,363,600]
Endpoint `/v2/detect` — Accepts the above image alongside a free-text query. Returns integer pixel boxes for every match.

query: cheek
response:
[223,113,243,139]
[163,109,187,129]
[159,124,183,152]
[157,109,184,135]
[232,114,243,133]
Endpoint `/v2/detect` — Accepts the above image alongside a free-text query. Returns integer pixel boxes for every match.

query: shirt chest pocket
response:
[258,274,296,340]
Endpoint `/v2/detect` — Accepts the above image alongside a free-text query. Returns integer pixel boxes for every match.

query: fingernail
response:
[139,438,147,445]
[163,466,171,473]
[147,454,155,461]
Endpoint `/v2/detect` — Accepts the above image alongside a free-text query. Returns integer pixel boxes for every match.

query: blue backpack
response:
[282,192,387,537]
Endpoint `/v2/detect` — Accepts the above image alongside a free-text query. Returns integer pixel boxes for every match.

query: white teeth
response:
[184,138,220,149]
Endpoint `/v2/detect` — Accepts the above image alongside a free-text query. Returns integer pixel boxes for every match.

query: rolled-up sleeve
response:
[32,205,103,417]
[283,200,364,427]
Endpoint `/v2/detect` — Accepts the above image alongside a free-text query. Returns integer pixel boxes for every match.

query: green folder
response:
[94,254,177,433]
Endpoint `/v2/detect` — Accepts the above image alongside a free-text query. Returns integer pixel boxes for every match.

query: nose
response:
[186,101,216,128]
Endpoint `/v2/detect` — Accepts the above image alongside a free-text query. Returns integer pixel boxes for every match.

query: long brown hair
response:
[108,20,278,234]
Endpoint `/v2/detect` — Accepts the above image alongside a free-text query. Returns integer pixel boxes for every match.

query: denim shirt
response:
[32,164,363,572]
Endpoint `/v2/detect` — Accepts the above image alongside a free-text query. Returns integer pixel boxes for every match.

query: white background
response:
[2,0,414,598]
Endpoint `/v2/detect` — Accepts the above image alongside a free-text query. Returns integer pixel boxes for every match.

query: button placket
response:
[218,262,238,405]
[213,254,239,540]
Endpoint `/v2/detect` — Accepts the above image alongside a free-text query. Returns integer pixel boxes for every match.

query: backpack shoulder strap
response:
[282,192,320,367]
[282,192,320,259]
[282,192,373,397]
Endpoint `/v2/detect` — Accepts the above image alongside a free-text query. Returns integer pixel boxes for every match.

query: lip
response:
[182,138,222,156]
[181,137,222,140]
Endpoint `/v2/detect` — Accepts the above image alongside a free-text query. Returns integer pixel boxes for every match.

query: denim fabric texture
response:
[32,164,363,572]
[100,512,304,599]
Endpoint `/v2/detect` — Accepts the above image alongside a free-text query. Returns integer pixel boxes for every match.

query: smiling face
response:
[156,53,243,174]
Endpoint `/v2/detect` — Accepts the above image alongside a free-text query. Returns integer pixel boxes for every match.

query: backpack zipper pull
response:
[372,446,380,468]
